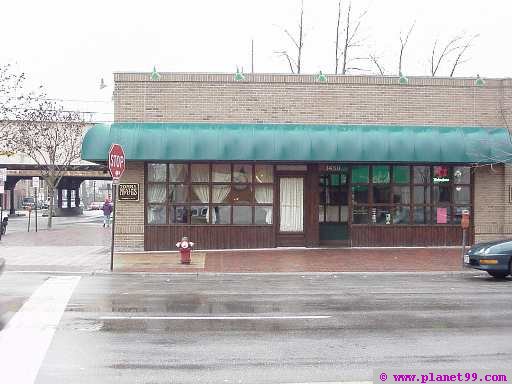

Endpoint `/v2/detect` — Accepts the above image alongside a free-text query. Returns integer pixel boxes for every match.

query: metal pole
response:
[110,183,117,271]
[35,186,38,232]
[27,209,31,232]
[462,228,467,267]
[0,196,3,241]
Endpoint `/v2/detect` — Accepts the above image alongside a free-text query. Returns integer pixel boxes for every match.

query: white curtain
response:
[213,168,231,182]
[148,164,166,182]
[279,178,303,232]
[193,185,210,222]
[191,164,209,182]
[255,186,273,224]
[148,184,166,203]
[169,164,186,182]
[212,186,231,223]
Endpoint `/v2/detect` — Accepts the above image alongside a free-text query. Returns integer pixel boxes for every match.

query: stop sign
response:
[108,143,125,182]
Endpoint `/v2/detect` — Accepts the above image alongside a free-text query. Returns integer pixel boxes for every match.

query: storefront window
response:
[393,166,410,184]
[434,206,451,224]
[213,206,231,224]
[353,207,369,224]
[148,163,167,182]
[454,167,470,184]
[413,206,431,224]
[255,206,273,224]
[169,185,188,203]
[414,186,430,204]
[392,206,410,224]
[373,207,392,224]
[453,186,470,204]
[413,166,430,184]
[148,205,166,224]
[169,164,187,182]
[255,165,273,183]
[352,185,369,204]
[352,166,369,183]
[393,186,410,204]
[191,164,209,182]
[147,163,273,225]
[373,184,391,204]
[372,166,390,184]
[170,206,188,224]
[433,185,451,204]
[233,164,252,183]
[233,206,252,224]
[147,184,166,203]
[213,164,231,182]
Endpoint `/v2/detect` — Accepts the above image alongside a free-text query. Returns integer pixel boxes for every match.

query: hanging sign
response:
[32,177,40,188]
[118,183,139,201]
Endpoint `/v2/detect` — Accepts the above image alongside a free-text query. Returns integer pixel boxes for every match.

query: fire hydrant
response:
[176,236,194,264]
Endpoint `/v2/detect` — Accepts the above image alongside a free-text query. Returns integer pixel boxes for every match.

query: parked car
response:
[464,239,512,278]
[89,201,104,210]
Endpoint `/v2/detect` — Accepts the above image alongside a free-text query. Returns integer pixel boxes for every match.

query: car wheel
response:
[487,271,509,279]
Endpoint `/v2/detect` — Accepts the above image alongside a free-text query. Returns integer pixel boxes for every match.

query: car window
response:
[488,242,512,254]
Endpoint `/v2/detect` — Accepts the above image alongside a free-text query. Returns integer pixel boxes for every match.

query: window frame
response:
[145,162,275,226]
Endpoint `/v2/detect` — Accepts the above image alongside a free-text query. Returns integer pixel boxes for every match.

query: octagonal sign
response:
[108,143,125,182]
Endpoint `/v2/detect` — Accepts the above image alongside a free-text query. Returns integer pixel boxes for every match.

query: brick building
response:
[82,73,512,251]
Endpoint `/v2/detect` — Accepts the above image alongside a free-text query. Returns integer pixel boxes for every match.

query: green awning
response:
[82,123,512,164]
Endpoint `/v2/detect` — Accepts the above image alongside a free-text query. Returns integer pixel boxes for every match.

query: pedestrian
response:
[102,198,113,227]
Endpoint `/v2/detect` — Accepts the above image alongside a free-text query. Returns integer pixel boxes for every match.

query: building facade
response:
[82,73,512,251]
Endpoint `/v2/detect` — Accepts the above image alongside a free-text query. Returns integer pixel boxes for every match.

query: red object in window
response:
[434,166,449,178]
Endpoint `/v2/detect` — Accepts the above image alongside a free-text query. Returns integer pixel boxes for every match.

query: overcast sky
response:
[1,0,510,122]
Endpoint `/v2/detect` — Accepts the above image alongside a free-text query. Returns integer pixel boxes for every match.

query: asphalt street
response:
[0,271,511,384]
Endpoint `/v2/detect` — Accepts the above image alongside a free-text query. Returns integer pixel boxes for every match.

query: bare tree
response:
[335,1,368,74]
[368,53,386,75]
[0,64,26,142]
[429,36,463,76]
[398,22,415,75]
[276,0,304,74]
[7,93,88,228]
[449,34,479,77]
[428,33,479,77]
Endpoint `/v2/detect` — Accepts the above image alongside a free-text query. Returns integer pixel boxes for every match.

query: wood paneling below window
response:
[145,225,275,250]
[351,225,466,247]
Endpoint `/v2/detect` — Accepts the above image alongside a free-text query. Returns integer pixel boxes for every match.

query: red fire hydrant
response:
[176,236,194,264]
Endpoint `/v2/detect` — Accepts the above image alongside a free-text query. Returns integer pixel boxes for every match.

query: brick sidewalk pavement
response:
[114,247,463,273]
[0,220,464,273]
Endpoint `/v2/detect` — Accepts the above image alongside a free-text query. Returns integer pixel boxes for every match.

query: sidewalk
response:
[114,247,463,273]
[0,216,464,273]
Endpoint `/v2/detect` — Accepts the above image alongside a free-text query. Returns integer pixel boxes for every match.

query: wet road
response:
[1,271,511,384]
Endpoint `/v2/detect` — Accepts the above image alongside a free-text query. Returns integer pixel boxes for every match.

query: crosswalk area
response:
[0,276,81,384]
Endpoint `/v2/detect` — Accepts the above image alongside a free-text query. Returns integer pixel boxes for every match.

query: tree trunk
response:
[47,186,55,229]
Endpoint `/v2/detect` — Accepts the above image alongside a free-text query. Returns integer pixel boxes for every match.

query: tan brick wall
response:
[114,161,144,250]
[474,165,507,243]
[114,73,511,128]
[113,73,512,245]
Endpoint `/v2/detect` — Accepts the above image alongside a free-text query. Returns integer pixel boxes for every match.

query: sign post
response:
[108,144,126,272]
[33,177,39,232]
[461,210,470,267]
[0,168,6,240]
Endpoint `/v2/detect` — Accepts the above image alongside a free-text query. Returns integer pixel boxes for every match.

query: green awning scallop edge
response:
[81,122,512,164]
